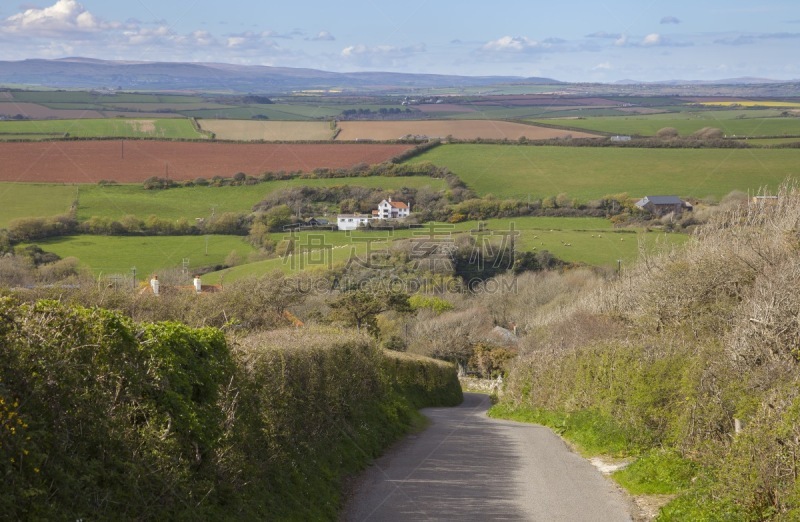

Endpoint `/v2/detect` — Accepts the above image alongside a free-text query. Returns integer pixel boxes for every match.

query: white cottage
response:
[375,198,410,220]
[337,214,372,231]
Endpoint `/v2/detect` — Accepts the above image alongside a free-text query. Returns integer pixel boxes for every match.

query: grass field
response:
[11,91,206,104]
[0,118,205,140]
[25,234,256,277]
[530,112,800,138]
[198,120,334,141]
[746,137,800,146]
[202,217,689,283]
[75,176,447,220]
[182,103,413,120]
[0,183,76,227]
[407,144,800,200]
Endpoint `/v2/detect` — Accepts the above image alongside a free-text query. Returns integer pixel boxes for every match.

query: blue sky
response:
[0,0,798,82]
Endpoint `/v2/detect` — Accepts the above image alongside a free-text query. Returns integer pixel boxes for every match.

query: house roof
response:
[380,199,409,209]
[337,214,371,219]
[636,195,685,206]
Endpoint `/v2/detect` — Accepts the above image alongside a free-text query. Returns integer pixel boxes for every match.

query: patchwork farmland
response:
[0,141,414,183]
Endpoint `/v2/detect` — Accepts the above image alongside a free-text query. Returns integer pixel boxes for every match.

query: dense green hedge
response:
[0,299,461,520]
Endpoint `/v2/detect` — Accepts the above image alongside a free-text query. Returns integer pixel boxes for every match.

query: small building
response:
[306,217,330,227]
[337,214,371,231]
[375,198,411,220]
[610,135,632,142]
[635,195,692,216]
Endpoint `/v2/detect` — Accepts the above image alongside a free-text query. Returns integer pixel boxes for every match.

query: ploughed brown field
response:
[0,141,414,183]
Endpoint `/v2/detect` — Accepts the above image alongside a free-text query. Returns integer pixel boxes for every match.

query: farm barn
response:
[635,195,693,216]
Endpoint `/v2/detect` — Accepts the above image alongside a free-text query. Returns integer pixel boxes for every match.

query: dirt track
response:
[0,141,413,183]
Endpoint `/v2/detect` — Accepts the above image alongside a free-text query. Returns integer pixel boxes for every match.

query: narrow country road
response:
[341,393,634,521]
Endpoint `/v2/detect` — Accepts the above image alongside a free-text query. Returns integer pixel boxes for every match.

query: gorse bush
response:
[0,299,461,520]
[495,181,800,519]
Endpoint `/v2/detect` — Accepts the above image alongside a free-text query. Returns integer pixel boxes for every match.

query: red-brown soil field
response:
[0,141,414,183]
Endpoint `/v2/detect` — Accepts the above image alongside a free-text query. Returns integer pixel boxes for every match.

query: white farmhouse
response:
[337,214,371,231]
[374,198,410,220]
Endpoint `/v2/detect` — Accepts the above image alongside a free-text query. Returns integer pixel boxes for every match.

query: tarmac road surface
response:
[341,393,633,521]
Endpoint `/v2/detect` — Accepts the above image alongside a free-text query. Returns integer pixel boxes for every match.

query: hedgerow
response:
[0,299,461,520]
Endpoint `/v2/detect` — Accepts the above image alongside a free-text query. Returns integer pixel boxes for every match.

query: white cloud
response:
[340,43,426,67]
[2,0,116,36]
[224,31,279,50]
[593,62,612,70]
[642,33,662,46]
[482,36,547,52]
[615,34,628,46]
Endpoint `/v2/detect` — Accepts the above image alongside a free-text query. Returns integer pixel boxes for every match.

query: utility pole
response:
[131,266,136,289]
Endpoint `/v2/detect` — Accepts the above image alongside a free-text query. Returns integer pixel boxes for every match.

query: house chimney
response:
[150,275,160,296]
[388,197,392,203]
[193,275,202,293]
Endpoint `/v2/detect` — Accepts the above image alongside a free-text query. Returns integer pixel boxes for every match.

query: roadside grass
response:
[0,118,205,139]
[22,234,256,277]
[407,144,800,200]
[611,449,697,496]
[488,404,631,456]
[75,176,446,221]
[0,183,76,227]
[489,404,701,518]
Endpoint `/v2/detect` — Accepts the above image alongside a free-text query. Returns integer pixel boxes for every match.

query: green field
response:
[203,217,689,283]
[531,111,800,138]
[26,234,256,277]
[0,183,76,227]
[11,91,206,105]
[408,144,800,200]
[183,103,410,121]
[76,176,447,221]
[0,118,205,140]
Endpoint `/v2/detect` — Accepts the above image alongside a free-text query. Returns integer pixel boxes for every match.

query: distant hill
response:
[614,77,792,86]
[0,57,561,93]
